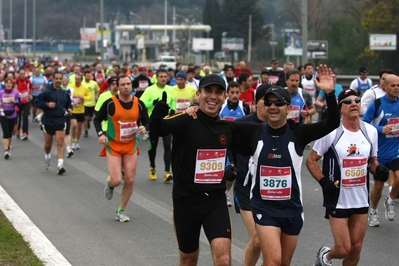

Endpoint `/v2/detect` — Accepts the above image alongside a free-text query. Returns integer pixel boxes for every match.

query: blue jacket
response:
[34,84,72,127]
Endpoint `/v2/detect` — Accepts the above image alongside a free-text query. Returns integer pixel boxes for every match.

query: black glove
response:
[224,165,238,182]
[375,165,389,182]
[153,99,159,106]
[319,177,339,196]
[151,91,169,120]
[169,109,175,116]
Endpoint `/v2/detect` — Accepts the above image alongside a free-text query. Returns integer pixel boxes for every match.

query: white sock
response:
[58,159,64,167]
[389,186,392,194]
[66,146,71,152]
[45,153,51,160]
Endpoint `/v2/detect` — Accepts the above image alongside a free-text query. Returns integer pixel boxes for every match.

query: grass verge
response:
[0,210,44,266]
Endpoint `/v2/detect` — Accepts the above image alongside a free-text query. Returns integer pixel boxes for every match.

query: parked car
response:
[152,55,177,70]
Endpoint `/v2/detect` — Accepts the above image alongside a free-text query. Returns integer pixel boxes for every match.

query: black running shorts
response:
[173,192,231,254]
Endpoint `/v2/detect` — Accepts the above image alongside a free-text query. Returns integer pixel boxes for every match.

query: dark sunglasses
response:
[340,97,361,105]
[264,100,288,107]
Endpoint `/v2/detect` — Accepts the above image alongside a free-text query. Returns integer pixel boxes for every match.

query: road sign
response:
[307,40,328,59]
[222,38,244,51]
[370,34,396,51]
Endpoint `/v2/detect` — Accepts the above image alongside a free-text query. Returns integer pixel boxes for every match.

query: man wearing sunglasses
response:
[250,65,340,265]
[363,74,399,226]
[307,89,388,266]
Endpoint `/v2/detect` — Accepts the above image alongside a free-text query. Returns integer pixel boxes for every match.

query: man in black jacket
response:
[34,72,72,174]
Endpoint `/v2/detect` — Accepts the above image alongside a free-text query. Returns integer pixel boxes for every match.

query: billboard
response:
[307,40,328,59]
[95,23,111,52]
[192,38,214,51]
[370,34,396,50]
[222,38,244,51]
[284,29,302,56]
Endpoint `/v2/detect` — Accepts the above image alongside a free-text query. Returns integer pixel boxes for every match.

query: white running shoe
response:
[368,211,380,227]
[44,158,51,170]
[384,196,395,221]
[115,210,130,222]
[71,142,76,150]
[75,143,81,150]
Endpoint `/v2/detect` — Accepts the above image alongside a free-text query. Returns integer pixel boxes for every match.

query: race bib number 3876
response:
[259,165,292,200]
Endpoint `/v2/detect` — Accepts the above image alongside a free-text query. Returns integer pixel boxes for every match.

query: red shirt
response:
[234,67,253,78]
[239,88,255,106]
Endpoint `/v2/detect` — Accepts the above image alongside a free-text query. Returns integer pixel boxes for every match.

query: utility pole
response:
[301,0,308,65]
[248,15,252,62]
[100,0,104,62]
[33,0,36,58]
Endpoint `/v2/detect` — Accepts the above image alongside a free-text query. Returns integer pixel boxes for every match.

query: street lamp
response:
[175,14,193,56]
[129,12,142,24]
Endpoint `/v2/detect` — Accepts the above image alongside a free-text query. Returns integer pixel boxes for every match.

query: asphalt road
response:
[1,121,399,266]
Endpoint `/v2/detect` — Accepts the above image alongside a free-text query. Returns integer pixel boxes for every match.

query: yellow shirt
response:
[69,83,92,114]
[172,84,197,113]
[82,80,100,107]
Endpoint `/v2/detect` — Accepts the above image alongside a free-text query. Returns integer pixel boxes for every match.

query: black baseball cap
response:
[264,86,291,104]
[338,89,359,108]
[107,77,118,86]
[199,74,226,90]
[255,84,270,103]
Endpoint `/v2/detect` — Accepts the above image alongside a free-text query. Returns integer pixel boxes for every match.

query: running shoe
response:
[67,149,74,158]
[44,158,51,170]
[104,177,114,200]
[71,142,76,150]
[164,171,173,182]
[368,210,380,227]
[149,168,157,180]
[313,246,331,266]
[115,210,130,222]
[84,130,88,138]
[75,143,81,150]
[4,150,10,160]
[57,165,66,175]
[142,133,149,140]
[21,133,28,140]
[226,194,232,207]
[384,196,395,221]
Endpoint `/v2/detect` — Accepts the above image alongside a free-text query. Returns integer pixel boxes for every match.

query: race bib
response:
[176,99,190,113]
[304,87,315,99]
[287,105,300,122]
[269,76,279,86]
[2,94,14,105]
[259,165,292,200]
[223,116,236,121]
[341,157,367,187]
[73,96,81,107]
[20,91,29,102]
[387,117,399,138]
[194,149,226,184]
[137,80,149,91]
[119,121,138,141]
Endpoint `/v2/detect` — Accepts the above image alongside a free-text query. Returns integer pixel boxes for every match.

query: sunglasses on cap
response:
[340,97,361,105]
[264,99,288,107]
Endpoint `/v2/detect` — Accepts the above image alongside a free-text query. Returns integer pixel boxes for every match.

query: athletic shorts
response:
[253,213,304,236]
[234,180,252,214]
[325,207,368,219]
[378,157,399,172]
[84,106,95,117]
[71,113,85,123]
[105,139,138,157]
[173,192,231,254]
[42,123,66,136]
